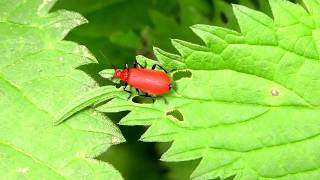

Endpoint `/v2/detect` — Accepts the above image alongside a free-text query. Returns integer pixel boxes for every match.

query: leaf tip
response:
[190,24,214,36]
[231,3,242,10]
[159,153,171,161]
[170,38,181,45]
[111,135,126,145]
[153,46,162,54]
[118,119,129,126]
[190,24,204,31]
[231,3,253,19]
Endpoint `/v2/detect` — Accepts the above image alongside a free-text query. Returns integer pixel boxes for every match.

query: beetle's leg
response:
[123,84,131,93]
[123,83,132,99]
[135,88,140,94]
[123,83,127,90]
[151,64,168,73]
[134,60,144,68]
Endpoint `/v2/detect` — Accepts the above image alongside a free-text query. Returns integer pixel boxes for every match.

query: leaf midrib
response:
[0,75,54,118]
[173,90,313,108]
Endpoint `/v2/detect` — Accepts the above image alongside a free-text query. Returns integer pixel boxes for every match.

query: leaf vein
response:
[0,141,66,179]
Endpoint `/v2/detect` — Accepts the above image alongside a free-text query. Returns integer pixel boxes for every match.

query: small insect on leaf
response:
[113,60,172,96]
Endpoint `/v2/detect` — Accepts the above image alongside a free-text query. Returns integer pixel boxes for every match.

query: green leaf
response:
[55,86,129,125]
[97,0,320,179]
[0,0,123,179]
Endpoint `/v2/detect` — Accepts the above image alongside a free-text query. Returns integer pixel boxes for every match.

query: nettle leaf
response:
[53,0,154,67]
[97,0,320,179]
[0,0,124,179]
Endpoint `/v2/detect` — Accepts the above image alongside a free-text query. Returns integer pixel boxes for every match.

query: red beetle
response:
[113,62,171,95]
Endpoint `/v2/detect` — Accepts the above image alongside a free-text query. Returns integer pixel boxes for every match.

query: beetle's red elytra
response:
[113,63,171,95]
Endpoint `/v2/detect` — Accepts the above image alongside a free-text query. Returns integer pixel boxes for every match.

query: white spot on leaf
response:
[271,89,279,96]
[16,167,29,174]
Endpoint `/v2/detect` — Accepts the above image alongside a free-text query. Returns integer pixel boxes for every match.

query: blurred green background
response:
[52,0,299,179]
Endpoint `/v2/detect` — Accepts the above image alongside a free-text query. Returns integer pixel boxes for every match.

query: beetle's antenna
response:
[98,49,118,82]
[98,50,117,70]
